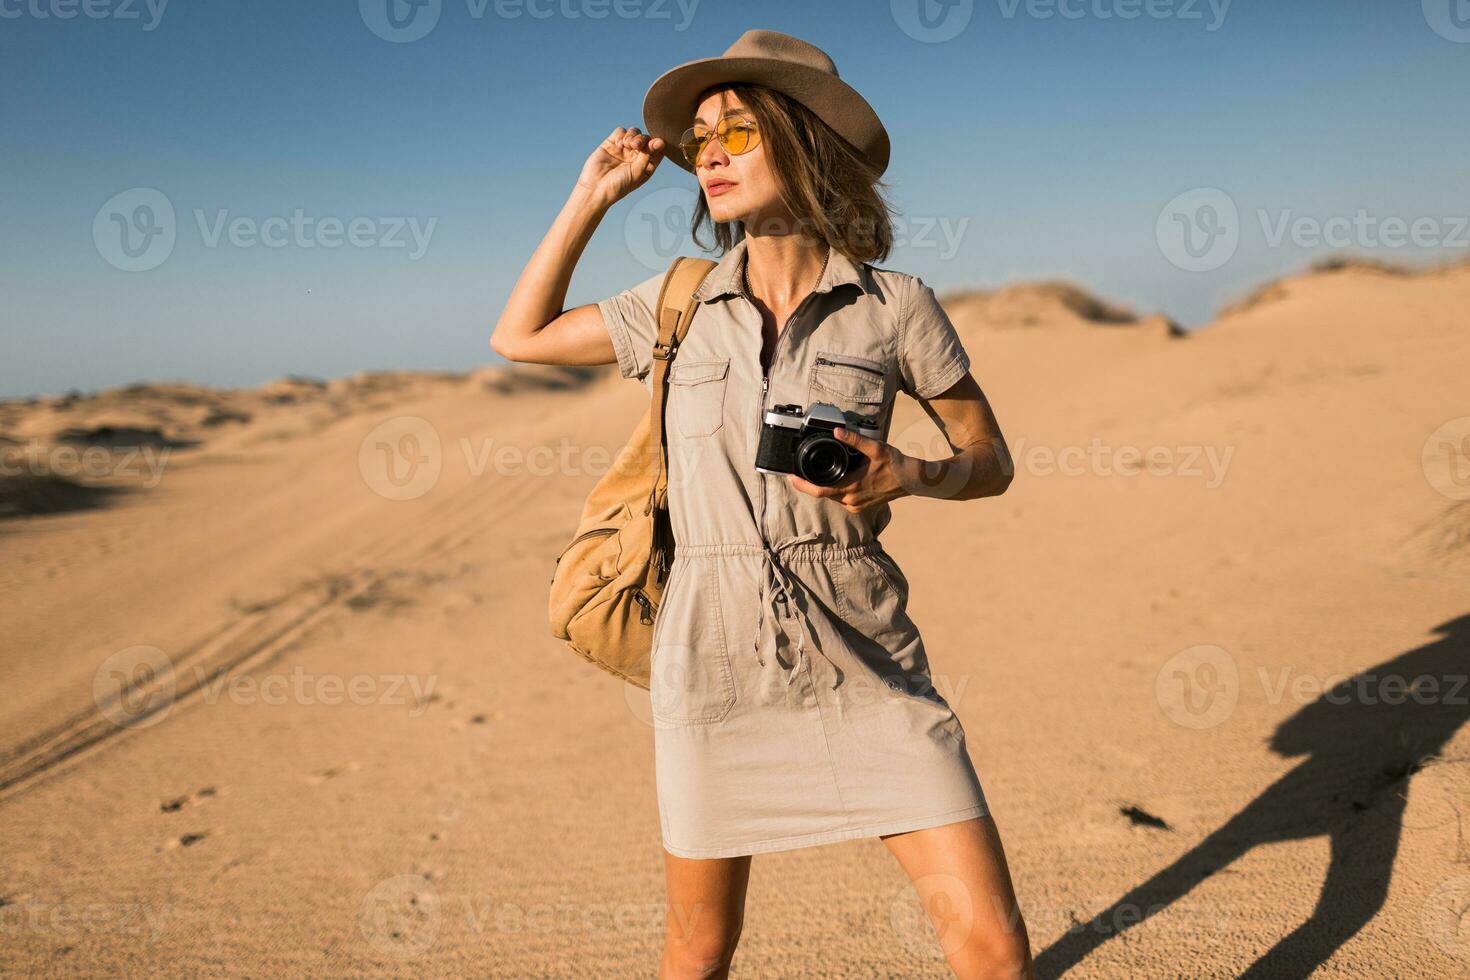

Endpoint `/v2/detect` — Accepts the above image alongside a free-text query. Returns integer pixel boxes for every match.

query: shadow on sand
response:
[1036,613,1470,978]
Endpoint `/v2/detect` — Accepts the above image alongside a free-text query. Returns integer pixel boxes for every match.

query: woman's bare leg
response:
[882,816,1035,980]
[658,850,752,979]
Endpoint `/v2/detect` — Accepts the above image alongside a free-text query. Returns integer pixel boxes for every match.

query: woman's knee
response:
[662,911,743,977]
[954,914,1034,980]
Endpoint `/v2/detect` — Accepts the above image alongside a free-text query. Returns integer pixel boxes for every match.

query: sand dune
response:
[938,280,1180,335]
[1,262,1467,977]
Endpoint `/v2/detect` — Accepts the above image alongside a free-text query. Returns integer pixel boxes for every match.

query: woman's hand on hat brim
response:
[576,126,666,210]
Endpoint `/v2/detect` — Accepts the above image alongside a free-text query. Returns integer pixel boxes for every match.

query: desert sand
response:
[2,258,1467,977]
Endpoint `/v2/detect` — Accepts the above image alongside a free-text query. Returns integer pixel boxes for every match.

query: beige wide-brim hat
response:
[642,29,891,177]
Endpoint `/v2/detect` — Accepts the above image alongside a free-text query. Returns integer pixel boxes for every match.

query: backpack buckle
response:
[651,340,678,360]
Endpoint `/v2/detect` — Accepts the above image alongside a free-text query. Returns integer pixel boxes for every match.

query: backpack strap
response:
[645,256,717,519]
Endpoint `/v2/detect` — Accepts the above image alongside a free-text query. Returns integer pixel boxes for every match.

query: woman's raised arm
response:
[489,126,666,366]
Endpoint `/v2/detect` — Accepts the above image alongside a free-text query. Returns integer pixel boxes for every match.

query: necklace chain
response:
[742,242,831,303]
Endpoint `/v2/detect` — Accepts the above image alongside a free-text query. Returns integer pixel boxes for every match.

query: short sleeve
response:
[596,268,668,387]
[898,275,972,399]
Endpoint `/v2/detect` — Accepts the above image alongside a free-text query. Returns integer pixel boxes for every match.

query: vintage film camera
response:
[755,402,882,487]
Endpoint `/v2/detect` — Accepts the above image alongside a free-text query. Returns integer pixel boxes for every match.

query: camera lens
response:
[796,434,849,486]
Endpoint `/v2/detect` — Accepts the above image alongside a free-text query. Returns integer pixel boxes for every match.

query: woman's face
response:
[690,91,790,231]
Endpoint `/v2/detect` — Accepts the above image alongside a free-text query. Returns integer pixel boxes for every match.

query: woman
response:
[492,30,1032,980]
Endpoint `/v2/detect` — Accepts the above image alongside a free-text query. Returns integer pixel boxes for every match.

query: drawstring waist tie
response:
[673,537,885,689]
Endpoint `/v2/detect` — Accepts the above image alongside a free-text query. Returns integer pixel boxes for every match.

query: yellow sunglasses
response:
[678,114,762,168]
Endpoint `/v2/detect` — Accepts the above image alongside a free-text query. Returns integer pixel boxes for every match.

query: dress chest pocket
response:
[808,351,888,423]
[667,357,729,438]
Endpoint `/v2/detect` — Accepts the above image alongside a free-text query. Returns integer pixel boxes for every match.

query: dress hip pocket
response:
[649,558,737,726]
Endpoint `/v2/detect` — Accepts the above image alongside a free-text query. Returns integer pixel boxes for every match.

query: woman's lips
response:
[706,180,736,196]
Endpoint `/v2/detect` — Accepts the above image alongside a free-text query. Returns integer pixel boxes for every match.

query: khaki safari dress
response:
[598,238,989,859]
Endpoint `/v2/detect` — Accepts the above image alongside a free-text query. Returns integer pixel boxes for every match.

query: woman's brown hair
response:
[689,83,896,264]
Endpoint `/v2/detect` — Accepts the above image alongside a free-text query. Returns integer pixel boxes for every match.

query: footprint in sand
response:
[448,710,495,732]
[160,786,217,813]
[302,761,362,785]
[163,831,210,850]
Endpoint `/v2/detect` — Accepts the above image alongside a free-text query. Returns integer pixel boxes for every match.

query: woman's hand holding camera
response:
[575,126,666,211]
[786,427,910,513]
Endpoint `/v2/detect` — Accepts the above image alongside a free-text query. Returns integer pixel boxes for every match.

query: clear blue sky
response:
[3,0,1467,398]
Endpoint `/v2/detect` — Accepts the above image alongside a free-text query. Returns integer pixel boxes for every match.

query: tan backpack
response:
[548,255,718,689]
